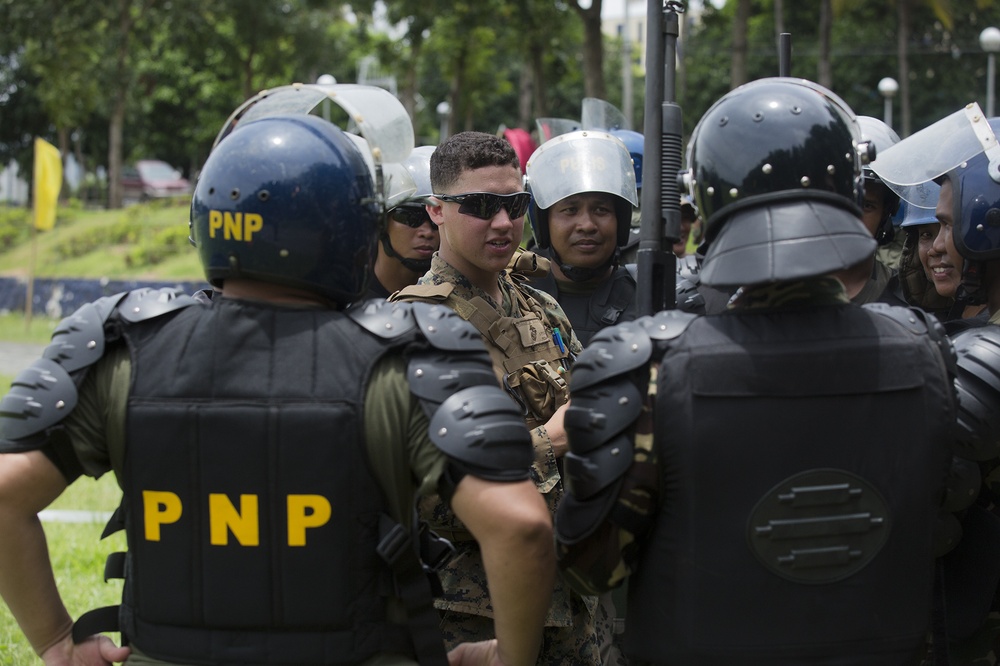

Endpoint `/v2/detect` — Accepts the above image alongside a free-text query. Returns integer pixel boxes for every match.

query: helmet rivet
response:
[827,165,836,175]
[415,368,424,377]
[706,186,715,196]
[800,176,811,187]
[977,224,985,231]
[437,427,448,437]
[791,105,802,115]
[229,188,240,200]
[729,187,738,198]
[762,164,772,174]
[718,116,729,127]
[279,249,289,258]
[258,190,270,202]
[753,112,764,122]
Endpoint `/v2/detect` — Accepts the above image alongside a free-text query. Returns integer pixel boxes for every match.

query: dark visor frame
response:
[389,205,434,229]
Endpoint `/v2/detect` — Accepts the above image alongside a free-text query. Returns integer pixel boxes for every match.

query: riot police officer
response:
[523,129,640,346]
[0,112,554,666]
[554,77,970,665]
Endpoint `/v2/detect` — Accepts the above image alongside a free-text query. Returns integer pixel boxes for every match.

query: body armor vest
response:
[119,300,420,665]
[626,305,954,665]
[529,265,637,347]
[395,279,568,430]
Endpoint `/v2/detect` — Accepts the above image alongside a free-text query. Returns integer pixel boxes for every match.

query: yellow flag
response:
[33,137,62,231]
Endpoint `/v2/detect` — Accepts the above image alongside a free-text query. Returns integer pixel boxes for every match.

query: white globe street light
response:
[980,27,1000,117]
[877,77,899,130]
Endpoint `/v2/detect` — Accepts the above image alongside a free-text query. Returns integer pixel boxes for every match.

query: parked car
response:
[121,159,192,203]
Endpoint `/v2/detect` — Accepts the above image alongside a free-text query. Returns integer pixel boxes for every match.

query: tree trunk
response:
[531,46,548,119]
[108,0,133,210]
[731,0,750,88]
[574,0,605,99]
[818,0,832,88]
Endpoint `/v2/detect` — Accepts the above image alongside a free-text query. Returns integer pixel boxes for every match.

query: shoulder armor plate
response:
[564,376,643,454]
[348,299,420,340]
[43,299,118,373]
[429,384,533,482]
[411,302,490,352]
[571,320,653,392]
[862,302,930,336]
[117,287,199,323]
[951,326,1000,461]
[640,309,698,341]
[0,358,77,442]
[408,351,497,406]
[563,433,633,500]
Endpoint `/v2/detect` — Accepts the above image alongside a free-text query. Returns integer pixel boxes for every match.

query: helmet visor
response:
[870,104,996,207]
[581,97,631,131]
[525,131,638,209]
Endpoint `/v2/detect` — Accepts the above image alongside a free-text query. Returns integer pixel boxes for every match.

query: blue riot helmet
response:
[681,77,874,288]
[857,116,901,245]
[190,114,379,305]
[611,129,644,192]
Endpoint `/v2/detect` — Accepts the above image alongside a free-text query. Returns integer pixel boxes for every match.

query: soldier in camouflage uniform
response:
[555,78,975,665]
[391,131,615,665]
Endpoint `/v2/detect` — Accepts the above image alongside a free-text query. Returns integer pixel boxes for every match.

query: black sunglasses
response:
[434,191,532,220]
[389,205,434,229]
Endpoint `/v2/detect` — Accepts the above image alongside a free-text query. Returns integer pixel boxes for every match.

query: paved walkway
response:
[0,342,47,376]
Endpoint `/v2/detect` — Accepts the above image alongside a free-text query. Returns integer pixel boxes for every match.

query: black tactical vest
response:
[626,304,954,665]
[118,299,420,665]
[529,265,638,347]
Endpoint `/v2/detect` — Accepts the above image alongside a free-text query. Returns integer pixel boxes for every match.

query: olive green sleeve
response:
[364,354,449,526]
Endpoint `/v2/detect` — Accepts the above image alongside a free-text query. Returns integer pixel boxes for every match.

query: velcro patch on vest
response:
[746,468,890,584]
[514,316,548,347]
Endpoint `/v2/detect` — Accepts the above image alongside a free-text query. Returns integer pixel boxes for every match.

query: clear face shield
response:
[535,118,581,144]
[581,97,631,131]
[524,130,639,210]
[211,83,417,213]
[870,103,1000,215]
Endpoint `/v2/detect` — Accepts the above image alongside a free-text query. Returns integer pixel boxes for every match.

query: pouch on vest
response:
[505,359,568,423]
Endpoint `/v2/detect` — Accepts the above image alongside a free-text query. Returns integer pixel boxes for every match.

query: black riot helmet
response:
[682,77,875,288]
[190,114,379,305]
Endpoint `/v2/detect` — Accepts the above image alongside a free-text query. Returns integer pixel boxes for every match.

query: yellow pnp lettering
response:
[224,212,242,240]
[209,493,260,546]
[208,210,223,238]
[243,213,263,241]
[143,491,182,541]
[287,495,332,547]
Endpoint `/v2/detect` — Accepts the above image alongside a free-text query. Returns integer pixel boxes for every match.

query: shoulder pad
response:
[117,287,199,323]
[43,294,126,373]
[676,253,701,281]
[951,326,1000,461]
[411,302,490,352]
[408,350,497,406]
[675,275,706,315]
[571,320,653,392]
[639,309,698,341]
[348,299,420,340]
[565,376,642,455]
[0,359,77,443]
[862,302,930,335]
[429,384,533,482]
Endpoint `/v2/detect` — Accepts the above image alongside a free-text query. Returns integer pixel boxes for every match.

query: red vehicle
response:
[121,159,192,203]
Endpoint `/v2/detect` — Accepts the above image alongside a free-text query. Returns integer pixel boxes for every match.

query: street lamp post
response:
[877,77,899,130]
[436,101,451,143]
[980,27,1000,118]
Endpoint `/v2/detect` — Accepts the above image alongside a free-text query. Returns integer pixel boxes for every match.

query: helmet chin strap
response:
[380,233,431,274]
[948,260,987,320]
[551,247,619,282]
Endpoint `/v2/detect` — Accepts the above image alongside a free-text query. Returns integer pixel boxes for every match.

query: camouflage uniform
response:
[392,254,615,665]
